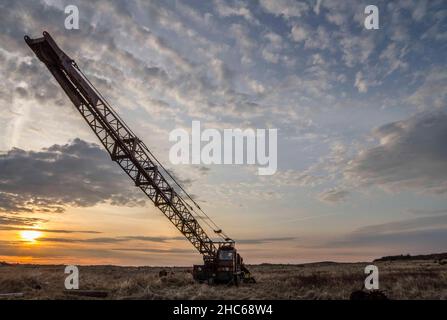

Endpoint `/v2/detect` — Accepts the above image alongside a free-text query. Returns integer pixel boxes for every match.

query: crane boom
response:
[24,31,228,261]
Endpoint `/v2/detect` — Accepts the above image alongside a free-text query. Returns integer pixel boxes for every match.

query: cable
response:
[75,64,232,242]
[141,142,231,241]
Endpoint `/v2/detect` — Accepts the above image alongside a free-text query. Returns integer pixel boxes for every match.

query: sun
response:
[19,230,43,243]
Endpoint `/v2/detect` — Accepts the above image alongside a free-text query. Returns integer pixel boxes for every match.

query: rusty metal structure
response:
[25,32,253,284]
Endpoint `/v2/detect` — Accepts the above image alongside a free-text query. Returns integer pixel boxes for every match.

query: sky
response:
[0,0,446,266]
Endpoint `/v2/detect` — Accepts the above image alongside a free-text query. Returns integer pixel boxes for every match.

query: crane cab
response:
[193,245,245,284]
[215,245,240,283]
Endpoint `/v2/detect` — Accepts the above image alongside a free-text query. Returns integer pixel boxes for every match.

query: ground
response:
[0,260,446,299]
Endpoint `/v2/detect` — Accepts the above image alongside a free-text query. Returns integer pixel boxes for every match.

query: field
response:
[0,260,446,300]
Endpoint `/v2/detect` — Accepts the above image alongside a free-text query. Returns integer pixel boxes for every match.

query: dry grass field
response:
[0,260,446,300]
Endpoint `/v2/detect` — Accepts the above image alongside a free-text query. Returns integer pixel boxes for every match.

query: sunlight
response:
[19,230,43,243]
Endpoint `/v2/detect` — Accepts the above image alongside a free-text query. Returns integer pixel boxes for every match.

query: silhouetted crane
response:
[25,31,254,284]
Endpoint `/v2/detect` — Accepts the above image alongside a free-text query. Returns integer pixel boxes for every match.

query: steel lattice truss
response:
[25,32,226,261]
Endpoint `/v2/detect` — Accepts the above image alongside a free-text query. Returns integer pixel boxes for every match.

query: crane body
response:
[25,32,254,284]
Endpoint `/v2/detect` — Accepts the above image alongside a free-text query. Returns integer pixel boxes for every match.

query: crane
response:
[25,31,254,284]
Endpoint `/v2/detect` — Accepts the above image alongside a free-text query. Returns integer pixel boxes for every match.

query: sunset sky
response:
[0,0,446,266]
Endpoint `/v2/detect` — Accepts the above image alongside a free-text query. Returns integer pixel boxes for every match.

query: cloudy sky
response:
[0,0,446,266]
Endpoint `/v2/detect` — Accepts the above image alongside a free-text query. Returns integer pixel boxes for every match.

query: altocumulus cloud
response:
[0,139,146,213]
[345,110,447,194]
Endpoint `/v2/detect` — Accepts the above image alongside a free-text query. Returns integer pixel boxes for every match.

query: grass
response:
[0,260,446,299]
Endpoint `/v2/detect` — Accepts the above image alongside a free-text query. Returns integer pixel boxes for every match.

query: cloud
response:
[303,26,331,50]
[354,71,368,93]
[36,235,186,244]
[0,0,446,264]
[237,236,297,244]
[0,139,146,213]
[412,0,427,21]
[326,12,346,26]
[379,42,408,76]
[290,24,308,42]
[142,27,193,72]
[335,228,447,253]
[353,214,447,235]
[323,214,447,253]
[214,0,259,24]
[406,208,447,216]
[260,169,323,188]
[314,0,323,15]
[341,36,375,67]
[121,235,185,242]
[261,48,279,64]
[259,0,309,19]
[38,237,126,244]
[111,248,194,254]
[0,215,46,226]
[0,239,197,265]
[407,68,447,110]
[317,188,349,203]
[0,225,100,234]
[346,110,447,194]
[31,230,299,247]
